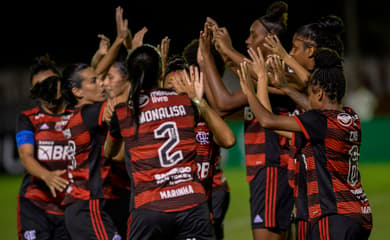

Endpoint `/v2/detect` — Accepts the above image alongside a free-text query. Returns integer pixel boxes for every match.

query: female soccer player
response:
[238,48,373,240]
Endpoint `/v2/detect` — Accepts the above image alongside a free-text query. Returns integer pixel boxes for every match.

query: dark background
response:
[0,0,388,68]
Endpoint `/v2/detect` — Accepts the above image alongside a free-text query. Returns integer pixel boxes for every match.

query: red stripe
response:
[325,217,330,240]
[126,213,132,240]
[265,167,270,227]
[95,200,109,240]
[90,200,102,240]
[319,219,323,240]
[98,102,107,126]
[17,195,22,240]
[304,221,307,240]
[298,221,301,240]
[272,167,277,227]
[293,115,310,140]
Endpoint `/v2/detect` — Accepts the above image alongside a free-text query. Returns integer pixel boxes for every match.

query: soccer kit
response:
[61,103,119,240]
[244,94,297,231]
[195,120,230,239]
[292,107,373,240]
[110,89,214,240]
[16,106,73,240]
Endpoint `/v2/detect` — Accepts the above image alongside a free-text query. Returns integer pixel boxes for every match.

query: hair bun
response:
[314,48,343,69]
[266,1,288,17]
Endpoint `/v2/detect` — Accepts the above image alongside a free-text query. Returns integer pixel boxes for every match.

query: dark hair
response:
[258,1,288,36]
[182,38,225,76]
[164,55,188,79]
[29,54,61,83]
[61,63,89,106]
[112,61,128,79]
[127,44,162,137]
[310,48,345,103]
[295,15,345,56]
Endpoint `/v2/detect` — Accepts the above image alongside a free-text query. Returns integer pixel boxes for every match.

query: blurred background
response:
[0,0,389,239]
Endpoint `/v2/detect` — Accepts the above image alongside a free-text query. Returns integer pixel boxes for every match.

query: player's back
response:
[114,88,207,212]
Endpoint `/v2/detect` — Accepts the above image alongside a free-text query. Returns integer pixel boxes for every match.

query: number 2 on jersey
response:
[154,121,184,167]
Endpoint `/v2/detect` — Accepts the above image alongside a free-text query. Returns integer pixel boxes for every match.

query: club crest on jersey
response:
[196,131,210,145]
[337,112,353,127]
[24,230,36,240]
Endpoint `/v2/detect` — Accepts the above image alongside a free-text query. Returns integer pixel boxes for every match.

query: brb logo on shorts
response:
[24,230,36,240]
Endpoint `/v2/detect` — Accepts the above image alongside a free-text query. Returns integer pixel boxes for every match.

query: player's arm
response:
[264,34,311,85]
[16,115,68,197]
[95,6,129,75]
[238,61,301,136]
[176,66,236,148]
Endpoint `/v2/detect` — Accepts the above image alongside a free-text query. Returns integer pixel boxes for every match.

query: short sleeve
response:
[81,103,105,131]
[293,110,327,142]
[15,113,35,148]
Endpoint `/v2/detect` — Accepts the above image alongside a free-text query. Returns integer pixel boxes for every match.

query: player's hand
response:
[42,170,69,198]
[238,61,255,96]
[132,27,148,50]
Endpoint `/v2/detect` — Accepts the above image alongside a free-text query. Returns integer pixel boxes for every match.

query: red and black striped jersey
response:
[16,106,74,214]
[110,89,207,212]
[61,102,112,205]
[244,94,298,182]
[292,107,372,229]
[194,120,217,200]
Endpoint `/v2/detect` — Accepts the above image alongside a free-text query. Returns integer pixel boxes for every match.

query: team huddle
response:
[15,1,373,240]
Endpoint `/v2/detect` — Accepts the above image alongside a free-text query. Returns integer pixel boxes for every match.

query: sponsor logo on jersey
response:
[337,112,353,127]
[37,140,74,161]
[139,94,149,108]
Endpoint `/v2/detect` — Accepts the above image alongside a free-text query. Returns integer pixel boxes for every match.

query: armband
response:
[16,130,35,148]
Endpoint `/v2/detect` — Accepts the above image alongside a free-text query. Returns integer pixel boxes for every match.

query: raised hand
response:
[97,34,110,55]
[238,61,255,96]
[115,6,129,42]
[213,27,233,56]
[42,169,69,198]
[267,55,288,89]
[263,34,289,59]
[172,71,194,99]
[132,27,148,50]
[157,36,171,75]
[198,25,212,67]
[246,47,267,82]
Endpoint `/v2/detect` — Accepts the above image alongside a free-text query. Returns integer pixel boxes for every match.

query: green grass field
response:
[1,162,389,239]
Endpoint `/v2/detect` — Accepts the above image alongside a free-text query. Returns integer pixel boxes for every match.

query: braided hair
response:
[310,48,345,103]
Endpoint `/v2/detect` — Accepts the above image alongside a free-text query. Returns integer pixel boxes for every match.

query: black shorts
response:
[249,166,294,231]
[296,219,310,240]
[310,215,371,240]
[104,198,130,239]
[128,202,214,240]
[211,188,230,240]
[64,199,121,240]
[17,196,70,240]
